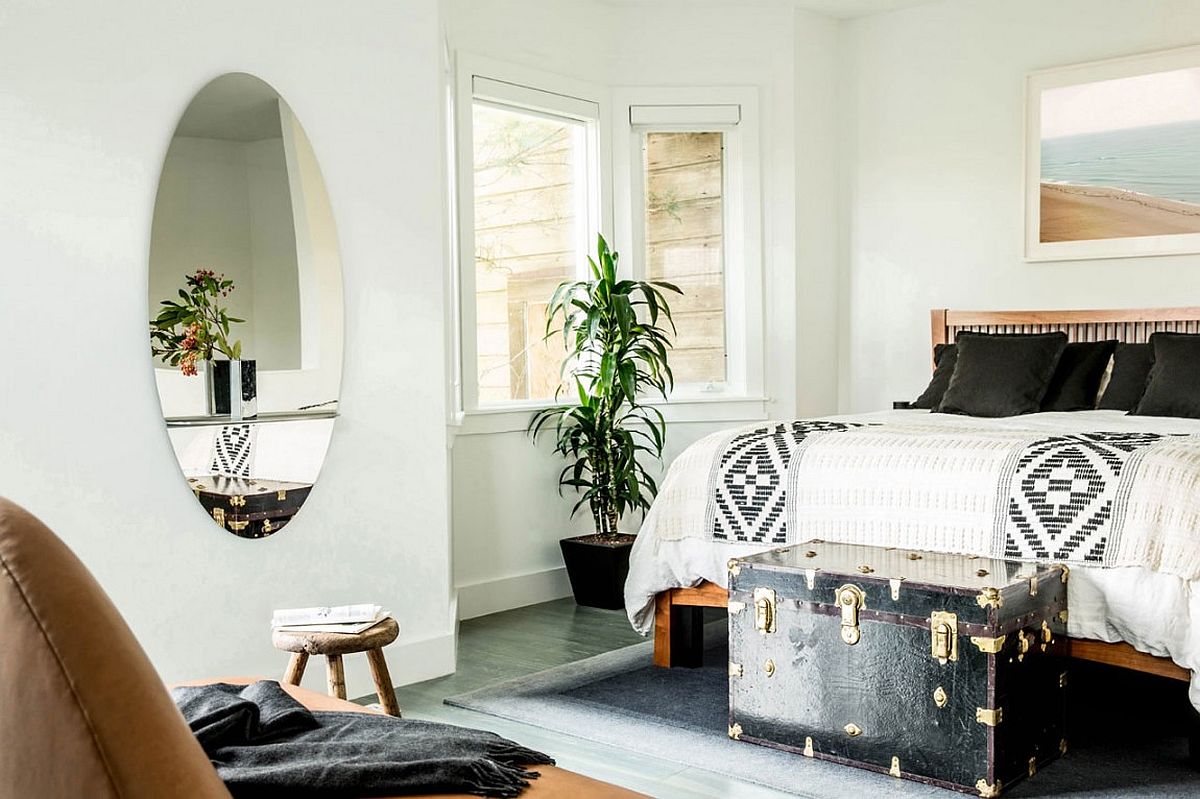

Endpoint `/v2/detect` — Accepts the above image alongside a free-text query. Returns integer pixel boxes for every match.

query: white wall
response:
[0,0,453,695]
[447,0,842,617]
[841,0,1200,412]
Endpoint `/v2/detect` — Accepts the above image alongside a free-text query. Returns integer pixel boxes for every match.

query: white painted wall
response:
[447,0,842,617]
[841,0,1200,412]
[0,0,453,695]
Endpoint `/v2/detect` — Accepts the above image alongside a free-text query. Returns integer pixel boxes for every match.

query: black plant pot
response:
[559,534,635,610]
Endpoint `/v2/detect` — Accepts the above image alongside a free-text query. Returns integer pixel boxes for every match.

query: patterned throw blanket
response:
[649,420,1200,578]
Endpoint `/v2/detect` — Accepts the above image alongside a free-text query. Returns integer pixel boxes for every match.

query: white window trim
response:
[612,86,766,406]
[449,70,769,435]
[451,55,612,424]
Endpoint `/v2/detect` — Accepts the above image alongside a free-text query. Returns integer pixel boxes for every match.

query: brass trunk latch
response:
[931,611,958,663]
[753,587,776,634]
[836,584,865,645]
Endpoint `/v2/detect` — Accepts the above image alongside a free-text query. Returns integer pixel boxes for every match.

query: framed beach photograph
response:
[1026,45,1200,261]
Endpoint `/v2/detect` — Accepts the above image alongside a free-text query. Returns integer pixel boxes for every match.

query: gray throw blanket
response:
[171,681,553,798]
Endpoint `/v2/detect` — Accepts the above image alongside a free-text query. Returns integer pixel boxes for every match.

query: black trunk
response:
[191,476,312,538]
[728,542,1068,796]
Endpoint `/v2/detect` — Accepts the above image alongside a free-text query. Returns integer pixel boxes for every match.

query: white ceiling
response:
[790,0,936,19]
[601,0,936,20]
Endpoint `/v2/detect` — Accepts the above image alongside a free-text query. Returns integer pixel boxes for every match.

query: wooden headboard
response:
[931,307,1200,362]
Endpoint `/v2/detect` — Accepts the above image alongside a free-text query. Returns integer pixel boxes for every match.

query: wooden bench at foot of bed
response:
[653,582,1191,682]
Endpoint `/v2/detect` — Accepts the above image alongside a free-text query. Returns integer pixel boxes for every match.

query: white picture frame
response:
[1025,45,1200,261]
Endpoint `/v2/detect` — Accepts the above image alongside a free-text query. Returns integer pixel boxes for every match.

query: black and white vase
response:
[209,359,258,420]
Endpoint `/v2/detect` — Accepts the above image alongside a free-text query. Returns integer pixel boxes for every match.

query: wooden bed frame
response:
[653,306,1200,687]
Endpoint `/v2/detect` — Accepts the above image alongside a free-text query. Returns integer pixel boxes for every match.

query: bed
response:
[626,307,1200,719]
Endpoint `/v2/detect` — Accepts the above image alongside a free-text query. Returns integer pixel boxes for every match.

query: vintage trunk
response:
[190,476,312,539]
[727,542,1068,797]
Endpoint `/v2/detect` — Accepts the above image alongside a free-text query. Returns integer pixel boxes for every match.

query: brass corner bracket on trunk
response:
[976,779,1002,798]
[729,661,743,678]
[727,558,742,577]
[728,723,743,740]
[975,707,1003,727]
[976,587,1003,609]
[970,634,1005,654]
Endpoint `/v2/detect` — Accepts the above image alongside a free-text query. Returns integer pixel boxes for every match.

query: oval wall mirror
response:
[149,73,343,538]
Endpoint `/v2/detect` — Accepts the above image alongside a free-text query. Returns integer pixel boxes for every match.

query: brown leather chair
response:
[0,499,642,799]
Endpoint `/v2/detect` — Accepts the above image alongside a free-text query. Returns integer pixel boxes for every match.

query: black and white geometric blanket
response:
[646,419,1200,577]
[997,432,1169,564]
[709,421,861,545]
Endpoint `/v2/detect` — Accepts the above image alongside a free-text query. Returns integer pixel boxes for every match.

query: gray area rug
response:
[446,625,1200,797]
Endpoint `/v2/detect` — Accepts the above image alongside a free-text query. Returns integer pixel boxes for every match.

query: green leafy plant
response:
[529,235,682,539]
[150,268,244,376]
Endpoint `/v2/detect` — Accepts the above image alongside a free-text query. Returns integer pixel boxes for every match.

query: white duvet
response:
[626,409,1200,709]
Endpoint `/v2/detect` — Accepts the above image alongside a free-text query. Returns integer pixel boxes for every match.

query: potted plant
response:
[530,235,681,610]
[150,268,256,419]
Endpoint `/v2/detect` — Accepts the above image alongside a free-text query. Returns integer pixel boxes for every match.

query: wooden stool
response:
[272,616,402,716]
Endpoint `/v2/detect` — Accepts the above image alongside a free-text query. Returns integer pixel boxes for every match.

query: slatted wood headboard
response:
[931,307,1200,362]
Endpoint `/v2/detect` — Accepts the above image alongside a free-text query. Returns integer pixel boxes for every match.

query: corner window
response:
[624,98,760,398]
[458,72,601,408]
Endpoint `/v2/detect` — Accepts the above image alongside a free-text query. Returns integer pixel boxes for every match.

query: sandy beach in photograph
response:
[1040,182,1200,242]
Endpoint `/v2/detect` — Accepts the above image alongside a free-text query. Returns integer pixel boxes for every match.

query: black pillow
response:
[936,331,1067,417]
[1131,333,1200,418]
[1097,343,1154,411]
[912,343,957,409]
[1040,340,1118,411]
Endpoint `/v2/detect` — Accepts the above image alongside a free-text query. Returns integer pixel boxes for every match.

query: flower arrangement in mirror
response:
[150,269,244,376]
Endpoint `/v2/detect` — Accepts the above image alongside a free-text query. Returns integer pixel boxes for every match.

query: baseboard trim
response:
[456,567,572,620]
[310,629,456,701]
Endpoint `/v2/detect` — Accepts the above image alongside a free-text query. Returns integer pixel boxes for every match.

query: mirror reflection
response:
[149,73,343,538]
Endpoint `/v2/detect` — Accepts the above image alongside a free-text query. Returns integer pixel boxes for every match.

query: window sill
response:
[449,395,770,436]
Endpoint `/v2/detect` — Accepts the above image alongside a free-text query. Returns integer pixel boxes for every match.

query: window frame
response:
[453,54,611,418]
[613,87,765,405]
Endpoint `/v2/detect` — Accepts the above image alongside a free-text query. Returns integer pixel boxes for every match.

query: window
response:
[642,130,727,386]
[624,97,760,399]
[458,71,601,408]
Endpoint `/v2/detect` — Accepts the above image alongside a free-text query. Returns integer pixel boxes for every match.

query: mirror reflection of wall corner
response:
[149,73,343,538]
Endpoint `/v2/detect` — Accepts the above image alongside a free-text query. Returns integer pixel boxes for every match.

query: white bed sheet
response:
[626,409,1200,708]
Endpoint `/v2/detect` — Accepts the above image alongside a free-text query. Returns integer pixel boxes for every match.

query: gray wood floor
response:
[357,598,796,798]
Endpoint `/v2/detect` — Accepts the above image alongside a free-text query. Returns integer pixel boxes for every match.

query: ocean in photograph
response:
[1038,119,1200,242]
[1042,119,1200,204]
